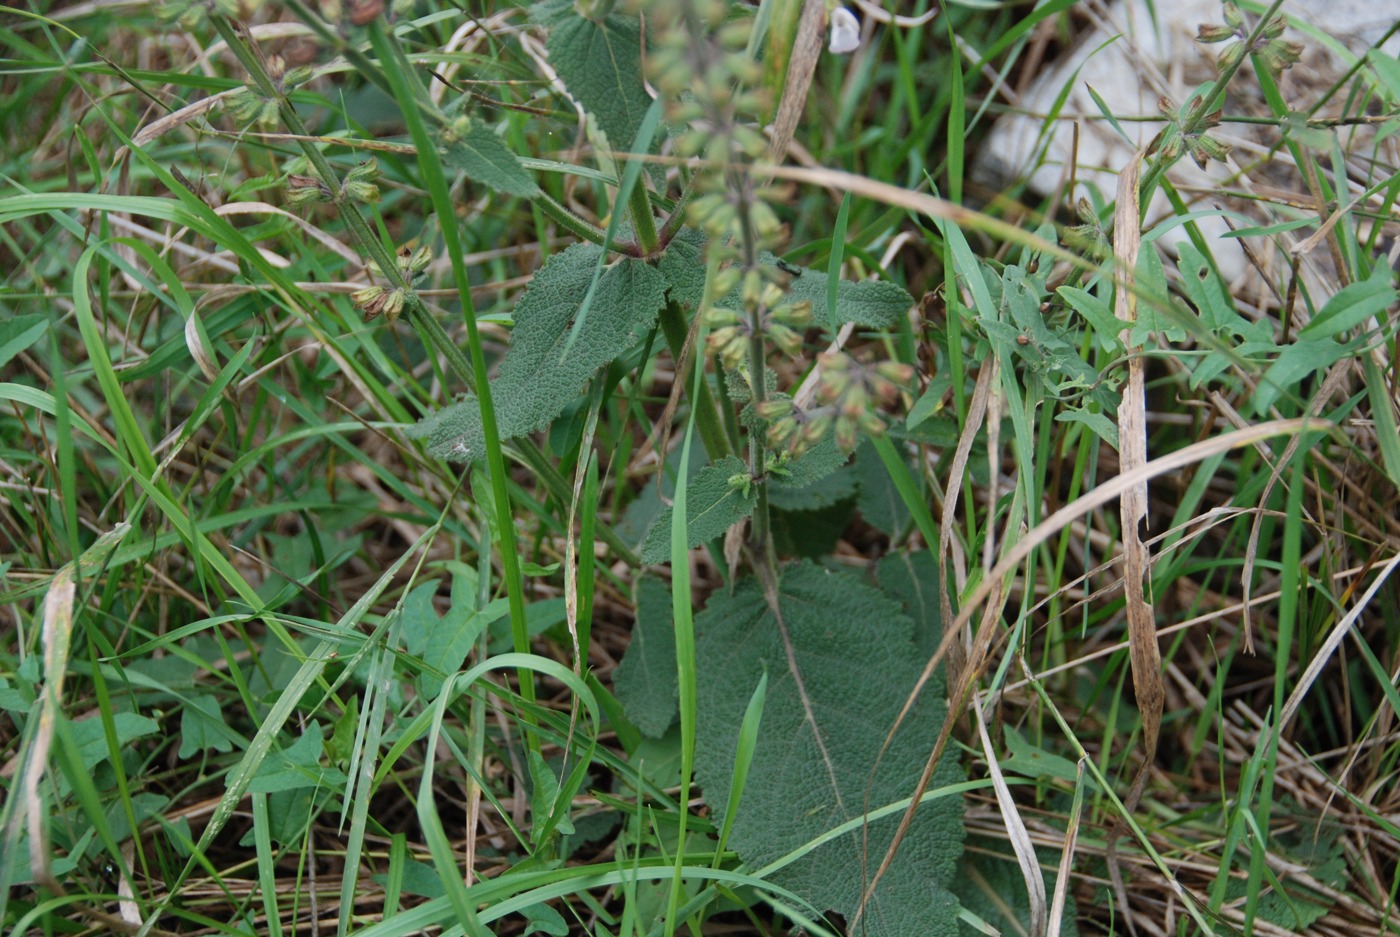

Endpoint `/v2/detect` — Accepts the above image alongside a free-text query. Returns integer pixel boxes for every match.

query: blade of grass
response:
[663,265,707,937]
[368,21,537,739]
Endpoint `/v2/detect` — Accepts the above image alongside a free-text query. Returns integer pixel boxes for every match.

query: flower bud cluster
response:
[1196,2,1301,76]
[352,285,407,322]
[646,0,767,165]
[813,352,913,451]
[369,243,434,281]
[284,159,383,209]
[1063,197,1109,258]
[1156,96,1231,171]
[224,55,316,129]
[644,0,783,251]
[756,353,912,455]
[353,243,433,322]
[704,271,810,368]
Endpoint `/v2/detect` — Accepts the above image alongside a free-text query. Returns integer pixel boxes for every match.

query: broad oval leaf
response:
[693,561,965,937]
[536,0,652,161]
[411,242,667,461]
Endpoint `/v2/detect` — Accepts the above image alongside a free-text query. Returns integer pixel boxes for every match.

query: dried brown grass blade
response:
[974,697,1046,937]
[1110,145,1156,936]
[938,361,995,690]
[1113,146,1161,818]
[766,0,827,165]
[1047,754,1087,937]
[10,526,129,892]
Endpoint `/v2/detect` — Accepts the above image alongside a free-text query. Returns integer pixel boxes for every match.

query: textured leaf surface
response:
[784,266,915,330]
[693,561,964,937]
[537,0,651,158]
[438,125,539,198]
[660,235,912,329]
[613,575,678,737]
[768,436,855,512]
[411,243,667,461]
[640,455,756,563]
[853,439,907,536]
[658,228,706,310]
[874,550,943,658]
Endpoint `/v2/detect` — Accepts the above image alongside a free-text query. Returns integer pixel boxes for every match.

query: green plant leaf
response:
[400,570,509,699]
[247,722,347,794]
[874,551,943,657]
[72,713,158,771]
[1176,243,1243,333]
[693,561,965,937]
[614,575,678,738]
[769,437,855,512]
[662,236,913,329]
[1057,284,1123,353]
[0,313,48,371]
[519,901,570,937]
[1253,337,1357,415]
[1298,264,1398,340]
[640,455,757,563]
[1368,49,1400,104]
[1128,249,1189,344]
[658,227,707,310]
[411,242,667,461]
[853,439,908,536]
[438,125,540,198]
[1055,406,1119,450]
[537,0,652,161]
[527,750,575,848]
[780,260,914,330]
[178,694,237,758]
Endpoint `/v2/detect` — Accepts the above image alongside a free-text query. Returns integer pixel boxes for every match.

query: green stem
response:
[627,174,659,255]
[657,177,697,246]
[535,190,618,249]
[1139,0,1287,203]
[733,189,772,556]
[658,300,732,462]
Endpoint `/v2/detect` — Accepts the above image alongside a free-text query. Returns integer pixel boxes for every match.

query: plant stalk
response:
[658,300,732,462]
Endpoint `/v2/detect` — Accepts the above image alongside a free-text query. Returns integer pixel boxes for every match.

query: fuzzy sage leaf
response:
[693,561,965,937]
[411,242,667,461]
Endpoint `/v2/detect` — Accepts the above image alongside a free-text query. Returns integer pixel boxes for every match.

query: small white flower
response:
[828,6,860,55]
